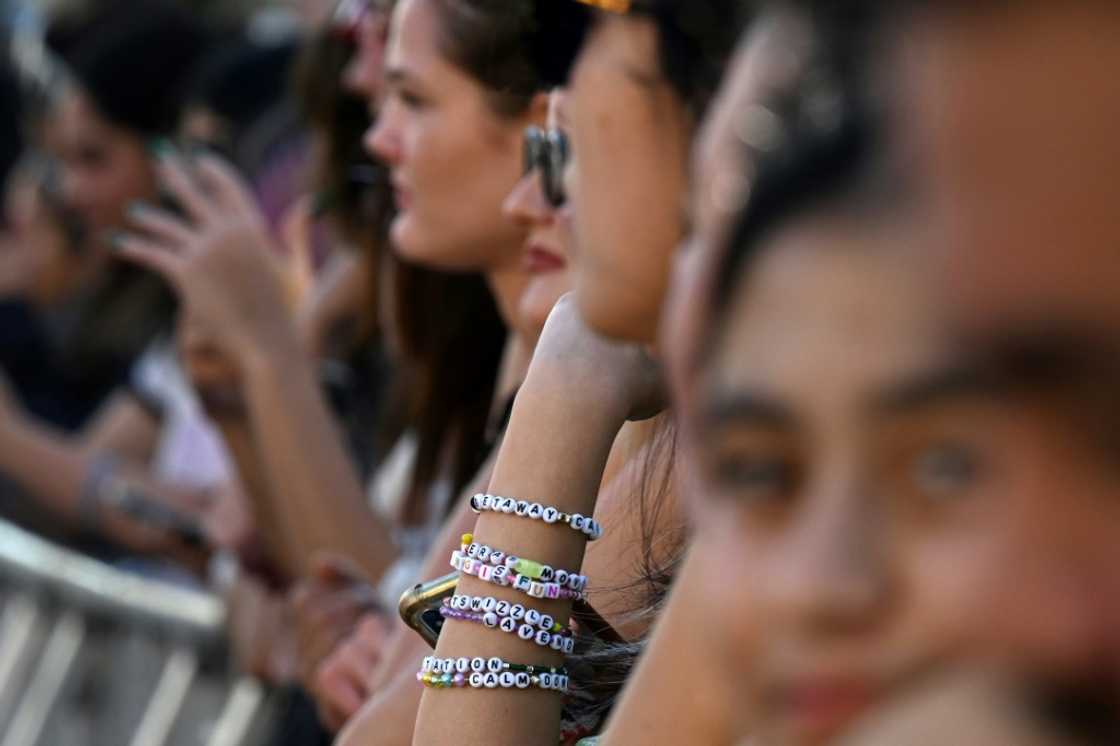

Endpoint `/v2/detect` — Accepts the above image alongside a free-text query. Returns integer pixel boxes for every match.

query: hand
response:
[530,295,666,422]
[115,148,300,370]
[291,554,379,696]
[311,612,390,732]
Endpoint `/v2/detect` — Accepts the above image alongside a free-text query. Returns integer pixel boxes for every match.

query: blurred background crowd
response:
[0,0,1118,745]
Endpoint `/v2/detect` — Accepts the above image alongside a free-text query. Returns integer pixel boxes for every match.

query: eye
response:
[399,88,426,110]
[709,452,798,503]
[912,442,982,498]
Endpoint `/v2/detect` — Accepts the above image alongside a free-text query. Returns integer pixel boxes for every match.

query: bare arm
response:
[412,299,656,746]
[118,151,398,583]
[0,392,205,562]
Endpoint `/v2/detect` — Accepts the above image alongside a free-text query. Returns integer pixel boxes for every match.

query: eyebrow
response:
[700,391,797,431]
[872,365,1004,415]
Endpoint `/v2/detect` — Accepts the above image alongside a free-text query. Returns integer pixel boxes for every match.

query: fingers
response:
[193,153,260,219]
[151,148,215,227]
[113,234,180,282]
[126,202,194,248]
[311,552,367,587]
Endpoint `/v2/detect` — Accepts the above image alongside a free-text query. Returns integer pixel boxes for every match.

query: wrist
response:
[235,317,306,379]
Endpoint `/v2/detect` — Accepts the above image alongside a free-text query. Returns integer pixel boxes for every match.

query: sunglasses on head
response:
[523,126,570,209]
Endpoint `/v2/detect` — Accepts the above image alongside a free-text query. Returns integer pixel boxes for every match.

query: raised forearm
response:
[239,336,395,582]
[412,369,628,746]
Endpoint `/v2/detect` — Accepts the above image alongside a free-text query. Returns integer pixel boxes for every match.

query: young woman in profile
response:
[408,0,747,744]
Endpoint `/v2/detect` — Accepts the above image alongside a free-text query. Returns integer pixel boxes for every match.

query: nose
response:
[502,170,551,228]
[768,484,890,634]
[366,100,400,166]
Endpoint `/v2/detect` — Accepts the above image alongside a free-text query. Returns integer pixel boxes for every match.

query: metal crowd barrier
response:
[0,518,278,746]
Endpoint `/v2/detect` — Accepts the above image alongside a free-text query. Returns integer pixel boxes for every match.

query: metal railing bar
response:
[206,678,267,746]
[0,519,225,641]
[0,595,44,731]
[0,610,85,746]
[130,647,200,746]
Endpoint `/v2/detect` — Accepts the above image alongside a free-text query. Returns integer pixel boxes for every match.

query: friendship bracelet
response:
[418,656,569,692]
[460,534,589,590]
[470,493,603,541]
[441,596,577,654]
[451,550,586,601]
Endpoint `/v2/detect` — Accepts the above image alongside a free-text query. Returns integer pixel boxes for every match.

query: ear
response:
[526,90,551,128]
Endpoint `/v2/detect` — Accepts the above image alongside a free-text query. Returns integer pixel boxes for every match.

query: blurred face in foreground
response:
[686,211,1120,745]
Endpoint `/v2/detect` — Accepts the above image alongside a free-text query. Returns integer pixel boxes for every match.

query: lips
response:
[775,677,880,742]
[391,176,411,211]
[523,242,567,274]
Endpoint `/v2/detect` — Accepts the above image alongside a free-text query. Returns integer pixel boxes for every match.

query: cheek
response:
[691,504,765,659]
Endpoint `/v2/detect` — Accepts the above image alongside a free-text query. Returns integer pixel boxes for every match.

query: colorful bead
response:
[439,596,576,652]
[470,493,604,541]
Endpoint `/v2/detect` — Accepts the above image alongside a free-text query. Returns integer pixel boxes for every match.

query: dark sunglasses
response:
[523,126,570,209]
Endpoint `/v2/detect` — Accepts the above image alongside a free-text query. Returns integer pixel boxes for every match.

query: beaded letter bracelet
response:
[418,656,569,692]
[461,534,589,590]
[451,549,586,601]
[442,595,576,654]
[470,493,603,541]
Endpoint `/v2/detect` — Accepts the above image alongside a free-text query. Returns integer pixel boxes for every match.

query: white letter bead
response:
[478,565,493,582]
[571,514,585,531]
[540,673,554,689]
[515,501,530,516]
[525,609,542,626]
[441,659,454,674]
[470,597,483,612]
[487,657,503,673]
[502,498,517,513]
[550,635,564,651]
[484,673,499,689]
[528,503,544,520]
[489,551,504,565]
[518,624,535,640]
[563,637,575,654]
[515,575,532,593]
[515,673,531,689]
[542,506,560,524]
[554,570,569,585]
[539,565,554,582]
[456,657,470,673]
[477,545,490,561]
[495,600,511,616]
[535,630,551,646]
[492,566,509,584]
[471,657,486,672]
[499,617,517,633]
[499,672,517,687]
[540,615,554,630]
[469,672,484,688]
[422,656,433,671]
[481,597,497,612]
[529,582,545,598]
[510,604,525,620]
[483,612,499,628]
[546,584,561,599]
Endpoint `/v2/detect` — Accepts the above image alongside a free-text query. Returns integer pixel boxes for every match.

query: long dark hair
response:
[384,0,593,509]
